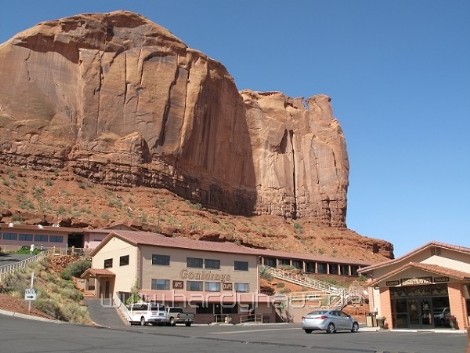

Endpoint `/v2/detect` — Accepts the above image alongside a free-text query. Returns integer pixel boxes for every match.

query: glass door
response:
[408,298,420,328]
[408,297,434,328]
[420,298,433,327]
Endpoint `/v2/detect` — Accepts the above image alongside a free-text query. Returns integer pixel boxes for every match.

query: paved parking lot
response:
[0,313,467,353]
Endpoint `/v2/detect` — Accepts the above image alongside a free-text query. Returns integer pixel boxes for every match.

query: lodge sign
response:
[433,276,449,283]
[180,269,231,282]
[386,280,400,287]
[401,276,433,286]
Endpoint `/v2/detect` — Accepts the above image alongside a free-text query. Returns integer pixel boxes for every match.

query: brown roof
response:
[91,230,373,265]
[91,230,261,257]
[369,262,470,287]
[81,268,115,279]
[358,241,470,274]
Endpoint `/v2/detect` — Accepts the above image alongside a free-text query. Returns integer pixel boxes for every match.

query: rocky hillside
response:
[0,164,392,261]
[0,11,394,261]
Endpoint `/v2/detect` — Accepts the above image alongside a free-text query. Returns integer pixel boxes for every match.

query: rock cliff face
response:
[0,11,349,227]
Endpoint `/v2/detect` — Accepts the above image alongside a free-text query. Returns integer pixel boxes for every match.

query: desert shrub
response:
[278,265,296,271]
[60,259,91,280]
[59,302,90,324]
[59,286,83,302]
[33,297,62,318]
[259,265,273,281]
[293,222,303,234]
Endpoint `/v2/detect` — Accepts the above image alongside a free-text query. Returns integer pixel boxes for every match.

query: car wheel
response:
[170,317,176,326]
[304,329,313,334]
[326,323,335,334]
[351,322,359,333]
[185,322,191,327]
[140,317,146,326]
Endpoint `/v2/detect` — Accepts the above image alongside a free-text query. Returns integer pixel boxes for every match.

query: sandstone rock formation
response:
[0,11,349,227]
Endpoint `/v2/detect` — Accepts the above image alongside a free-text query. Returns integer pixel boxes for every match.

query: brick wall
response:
[448,282,468,329]
[379,288,392,329]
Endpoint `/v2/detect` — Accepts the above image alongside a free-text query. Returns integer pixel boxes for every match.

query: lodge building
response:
[82,230,274,324]
[359,241,470,330]
[80,230,372,324]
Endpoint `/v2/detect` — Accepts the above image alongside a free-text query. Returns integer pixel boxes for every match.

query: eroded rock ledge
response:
[0,11,349,227]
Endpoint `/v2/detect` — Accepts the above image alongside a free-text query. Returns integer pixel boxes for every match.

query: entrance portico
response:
[359,242,470,330]
[81,268,115,300]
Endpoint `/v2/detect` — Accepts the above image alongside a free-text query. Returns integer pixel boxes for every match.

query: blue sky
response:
[1,1,469,258]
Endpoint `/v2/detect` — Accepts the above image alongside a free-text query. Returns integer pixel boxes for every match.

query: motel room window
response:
[151,279,170,290]
[235,283,249,293]
[119,255,130,266]
[205,282,221,292]
[205,259,220,269]
[292,260,302,270]
[49,235,64,243]
[19,234,33,241]
[340,264,349,276]
[34,234,48,242]
[351,265,359,276]
[187,257,203,268]
[2,232,18,240]
[234,261,249,271]
[187,281,203,291]
[265,258,276,267]
[104,258,113,268]
[317,262,328,274]
[152,254,170,266]
[329,264,339,275]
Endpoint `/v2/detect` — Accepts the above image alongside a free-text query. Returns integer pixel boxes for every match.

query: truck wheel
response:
[185,322,191,327]
[170,317,176,326]
[140,317,146,326]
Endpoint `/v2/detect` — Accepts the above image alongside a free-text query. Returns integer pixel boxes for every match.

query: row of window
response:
[151,279,249,292]
[104,255,129,268]
[264,258,359,276]
[152,254,249,271]
[0,232,64,243]
[104,254,250,272]
[187,257,220,269]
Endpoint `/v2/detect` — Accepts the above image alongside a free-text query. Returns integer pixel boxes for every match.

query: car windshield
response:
[308,310,328,316]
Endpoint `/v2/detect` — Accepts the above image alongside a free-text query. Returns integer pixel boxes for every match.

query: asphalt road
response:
[0,314,466,353]
[0,253,35,267]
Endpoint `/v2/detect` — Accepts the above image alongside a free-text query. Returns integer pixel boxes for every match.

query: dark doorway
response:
[68,232,84,248]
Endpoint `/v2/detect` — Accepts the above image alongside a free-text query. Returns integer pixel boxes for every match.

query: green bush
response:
[33,297,62,319]
[259,265,273,281]
[60,259,91,280]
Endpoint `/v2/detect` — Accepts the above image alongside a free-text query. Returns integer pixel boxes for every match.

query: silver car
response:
[302,309,359,334]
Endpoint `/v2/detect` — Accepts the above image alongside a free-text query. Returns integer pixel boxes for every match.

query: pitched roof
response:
[358,241,470,274]
[91,230,374,266]
[81,268,115,279]
[369,262,470,287]
[91,230,261,257]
